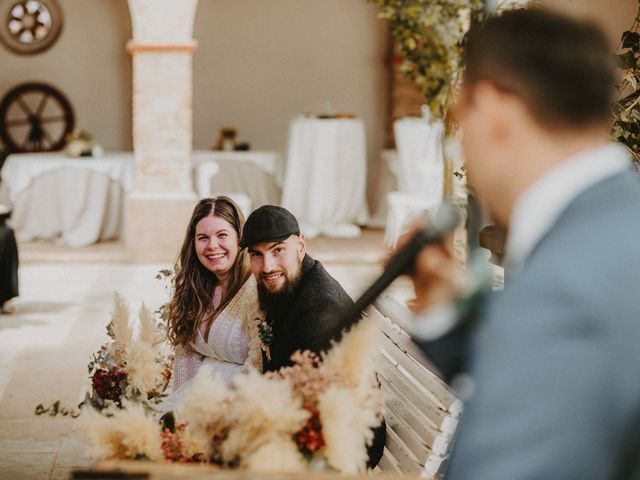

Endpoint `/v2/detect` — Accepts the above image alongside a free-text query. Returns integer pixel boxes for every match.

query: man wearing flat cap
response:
[240,204,353,371]
[240,205,385,468]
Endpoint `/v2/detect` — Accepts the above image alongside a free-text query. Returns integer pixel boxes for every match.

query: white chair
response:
[194,162,220,199]
[193,161,252,217]
[218,192,252,219]
[384,191,438,248]
[384,116,445,247]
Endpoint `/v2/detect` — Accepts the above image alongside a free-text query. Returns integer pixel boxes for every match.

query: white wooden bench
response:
[367,295,463,479]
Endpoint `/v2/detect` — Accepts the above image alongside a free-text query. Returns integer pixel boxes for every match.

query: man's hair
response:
[462,8,616,129]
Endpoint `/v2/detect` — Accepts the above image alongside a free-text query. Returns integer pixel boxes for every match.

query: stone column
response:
[125,0,198,262]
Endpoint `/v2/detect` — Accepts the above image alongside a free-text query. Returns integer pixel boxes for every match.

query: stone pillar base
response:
[125,191,198,263]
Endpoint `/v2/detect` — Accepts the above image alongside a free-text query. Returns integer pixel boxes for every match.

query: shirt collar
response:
[504,143,631,274]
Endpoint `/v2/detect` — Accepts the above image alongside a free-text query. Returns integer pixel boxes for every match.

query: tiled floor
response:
[0,229,415,479]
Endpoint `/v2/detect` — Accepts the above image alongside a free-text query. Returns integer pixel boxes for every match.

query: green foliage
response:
[612,4,640,167]
[370,0,486,121]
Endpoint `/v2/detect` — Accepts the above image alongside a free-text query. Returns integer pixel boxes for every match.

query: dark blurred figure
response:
[0,204,18,314]
[407,8,640,480]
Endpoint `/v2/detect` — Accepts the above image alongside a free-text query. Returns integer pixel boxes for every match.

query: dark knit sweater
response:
[263,254,352,372]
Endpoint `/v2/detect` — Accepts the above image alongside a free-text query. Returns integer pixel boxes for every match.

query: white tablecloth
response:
[392,117,445,202]
[281,117,369,238]
[1,152,134,202]
[0,152,134,247]
[0,150,284,247]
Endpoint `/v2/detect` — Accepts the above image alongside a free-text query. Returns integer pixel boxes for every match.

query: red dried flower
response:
[161,424,204,463]
[295,404,325,454]
[91,368,127,403]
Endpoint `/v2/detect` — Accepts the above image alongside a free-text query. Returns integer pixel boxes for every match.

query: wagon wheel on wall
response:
[0,0,63,55]
[0,82,74,153]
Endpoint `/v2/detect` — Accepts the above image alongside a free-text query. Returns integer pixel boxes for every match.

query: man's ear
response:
[297,234,306,259]
[474,82,520,143]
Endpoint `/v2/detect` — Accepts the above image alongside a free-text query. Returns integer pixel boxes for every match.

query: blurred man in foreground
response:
[410,8,640,480]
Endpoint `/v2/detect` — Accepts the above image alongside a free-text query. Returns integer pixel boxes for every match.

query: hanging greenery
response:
[612,2,640,167]
[369,0,486,122]
[373,0,639,168]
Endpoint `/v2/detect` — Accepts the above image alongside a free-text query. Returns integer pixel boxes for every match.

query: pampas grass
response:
[319,386,375,474]
[107,294,168,397]
[137,303,158,345]
[124,340,165,395]
[175,368,232,458]
[243,436,307,473]
[110,293,133,350]
[221,369,309,463]
[83,400,163,461]
[322,317,381,388]
[317,319,385,473]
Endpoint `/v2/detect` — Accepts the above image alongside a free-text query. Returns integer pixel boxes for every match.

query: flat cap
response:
[240,205,300,248]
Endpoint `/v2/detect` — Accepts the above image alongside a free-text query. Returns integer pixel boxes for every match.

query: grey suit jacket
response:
[444,169,640,480]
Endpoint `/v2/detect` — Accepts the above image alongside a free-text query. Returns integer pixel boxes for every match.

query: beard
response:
[257,268,302,313]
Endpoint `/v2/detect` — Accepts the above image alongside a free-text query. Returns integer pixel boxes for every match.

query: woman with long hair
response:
[160,196,262,412]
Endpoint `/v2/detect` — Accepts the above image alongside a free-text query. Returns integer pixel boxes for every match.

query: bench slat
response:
[377,332,452,412]
[367,298,462,477]
[385,402,454,459]
[378,447,403,474]
[384,423,423,473]
[385,406,444,459]
[380,342,462,418]
[377,352,458,435]
[382,382,439,444]
[379,372,458,447]
[371,301,463,417]
[366,305,435,370]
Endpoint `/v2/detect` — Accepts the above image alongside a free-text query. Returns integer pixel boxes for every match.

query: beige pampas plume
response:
[318,386,375,474]
[82,400,163,462]
[243,436,307,473]
[221,369,309,463]
[110,292,133,350]
[137,303,157,345]
[175,368,232,458]
[124,340,164,395]
[322,317,381,387]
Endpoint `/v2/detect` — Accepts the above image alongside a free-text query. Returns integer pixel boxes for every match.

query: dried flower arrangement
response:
[81,306,385,475]
[81,293,173,412]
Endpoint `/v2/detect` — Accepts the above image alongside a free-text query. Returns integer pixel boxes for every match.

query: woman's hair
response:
[166,196,251,347]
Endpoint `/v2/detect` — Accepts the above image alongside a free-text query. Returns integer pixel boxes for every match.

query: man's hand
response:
[410,238,463,312]
[390,224,464,313]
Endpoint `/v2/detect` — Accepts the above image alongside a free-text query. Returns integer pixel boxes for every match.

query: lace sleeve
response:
[172,343,204,391]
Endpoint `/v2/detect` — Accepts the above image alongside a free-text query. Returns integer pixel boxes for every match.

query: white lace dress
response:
[156,275,263,416]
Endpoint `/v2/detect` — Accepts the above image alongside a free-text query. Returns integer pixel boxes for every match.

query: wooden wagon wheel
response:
[0,82,74,153]
[0,0,63,55]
